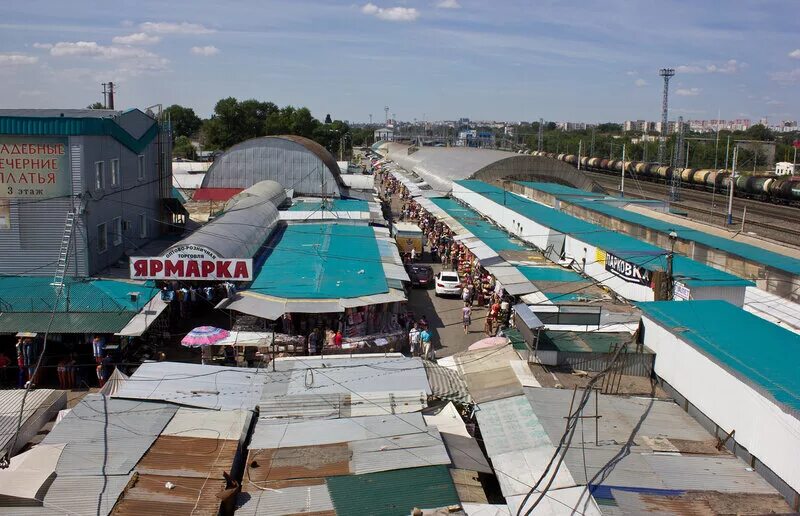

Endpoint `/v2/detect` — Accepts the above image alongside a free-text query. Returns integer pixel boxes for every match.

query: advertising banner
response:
[130,257,253,281]
[0,136,70,199]
[604,252,652,286]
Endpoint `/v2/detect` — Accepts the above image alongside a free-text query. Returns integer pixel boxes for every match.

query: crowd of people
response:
[378,166,516,359]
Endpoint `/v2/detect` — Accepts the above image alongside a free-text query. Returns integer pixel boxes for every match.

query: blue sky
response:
[1,0,798,123]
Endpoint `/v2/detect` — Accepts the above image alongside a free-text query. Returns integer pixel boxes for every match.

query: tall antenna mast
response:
[384,106,389,125]
[657,68,675,165]
[670,116,684,202]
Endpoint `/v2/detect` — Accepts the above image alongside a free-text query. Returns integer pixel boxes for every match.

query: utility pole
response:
[666,231,677,300]
[384,106,389,126]
[578,140,582,170]
[590,127,595,156]
[537,118,544,152]
[724,135,731,170]
[620,144,626,197]
[369,113,373,125]
[727,146,738,225]
[657,68,675,165]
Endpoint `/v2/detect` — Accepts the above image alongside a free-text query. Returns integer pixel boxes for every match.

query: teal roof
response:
[570,198,800,276]
[326,465,460,516]
[430,197,528,253]
[171,186,187,204]
[517,265,585,282]
[287,198,369,212]
[250,223,388,299]
[0,115,159,154]
[0,276,154,313]
[638,300,800,413]
[456,180,752,288]
[0,312,139,334]
[516,181,605,197]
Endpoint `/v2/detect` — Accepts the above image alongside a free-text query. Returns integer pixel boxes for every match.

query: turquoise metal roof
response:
[326,465,460,516]
[638,300,800,413]
[569,198,800,276]
[171,186,187,204]
[456,180,753,288]
[0,115,159,154]
[249,223,388,299]
[430,197,528,253]
[287,198,369,212]
[517,265,585,282]
[0,276,154,313]
[516,181,605,197]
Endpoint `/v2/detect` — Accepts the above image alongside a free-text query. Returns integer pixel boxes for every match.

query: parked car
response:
[406,264,434,288]
[434,271,462,297]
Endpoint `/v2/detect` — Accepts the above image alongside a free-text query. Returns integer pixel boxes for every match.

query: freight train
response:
[530,151,800,204]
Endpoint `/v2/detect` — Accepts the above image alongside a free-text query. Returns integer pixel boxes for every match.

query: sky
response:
[1,0,798,124]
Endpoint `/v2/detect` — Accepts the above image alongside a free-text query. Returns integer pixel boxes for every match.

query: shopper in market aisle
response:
[462,304,472,335]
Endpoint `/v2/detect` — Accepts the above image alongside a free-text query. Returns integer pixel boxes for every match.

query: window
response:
[95,161,105,190]
[97,223,108,253]
[112,217,122,246]
[139,213,147,238]
[110,159,119,187]
[137,155,145,180]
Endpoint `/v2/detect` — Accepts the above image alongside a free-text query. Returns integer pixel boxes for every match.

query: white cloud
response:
[0,53,38,65]
[634,78,647,87]
[626,71,638,76]
[769,68,800,83]
[436,0,461,8]
[32,43,52,49]
[112,33,161,45]
[47,41,169,77]
[676,59,741,74]
[191,45,220,56]
[789,49,800,59]
[676,87,701,96]
[139,21,214,34]
[361,3,420,21]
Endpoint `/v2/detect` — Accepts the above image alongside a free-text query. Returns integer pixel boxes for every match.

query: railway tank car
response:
[536,151,798,204]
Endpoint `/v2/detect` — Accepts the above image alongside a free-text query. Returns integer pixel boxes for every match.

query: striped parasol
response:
[181,326,230,347]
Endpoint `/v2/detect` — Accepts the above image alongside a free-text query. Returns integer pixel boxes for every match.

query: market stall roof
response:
[0,276,158,334]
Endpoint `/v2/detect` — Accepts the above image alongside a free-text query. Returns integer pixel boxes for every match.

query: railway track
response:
[582,169,800,246]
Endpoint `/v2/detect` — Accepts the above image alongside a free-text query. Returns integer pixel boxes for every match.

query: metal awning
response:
[383,263,411,282]
[115,294,168,336]
[513,303,545,330]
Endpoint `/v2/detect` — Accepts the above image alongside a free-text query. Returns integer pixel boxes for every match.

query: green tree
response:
[173,135,196,159]
[745,124,773,141]
[202,97,278,149]
[87,102,105,109]
[164,104,202,139]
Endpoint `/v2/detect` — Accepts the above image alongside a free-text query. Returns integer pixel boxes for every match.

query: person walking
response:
[410,247,416,263]
[420,328,433,361]
[484,312,494,337]
[408,324,420,357]
[462,303,472,335]
[307,329,319,356]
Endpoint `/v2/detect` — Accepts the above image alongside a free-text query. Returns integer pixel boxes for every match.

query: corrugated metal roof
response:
[524,387,780,495]
[111,473,226,516]
[492,446,577,496]
[161,407,251,440]
[0,312,138,334]
[423,361,472,405]
[0,276,153,313]
[474,395,551,458]
[42,395,177,477]
[134,434,239,478]
[325,465,460,516]
[258,355,430,420]
[348,428,451,474]
[112,361,269,410]
[0,443,64,502]
[0,474,132,516]
[236,481,335,516]
[506,486,603,516]
[0,389,65,455]
[250,413,427,450]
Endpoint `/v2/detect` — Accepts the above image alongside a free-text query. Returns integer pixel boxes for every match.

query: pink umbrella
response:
[181,326,230,347]
[468,336,508,351]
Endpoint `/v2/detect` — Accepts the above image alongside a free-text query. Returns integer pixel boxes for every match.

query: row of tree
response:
[163,99,355,160]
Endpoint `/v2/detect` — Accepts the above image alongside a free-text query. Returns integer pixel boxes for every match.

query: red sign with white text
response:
[129,257,253,281]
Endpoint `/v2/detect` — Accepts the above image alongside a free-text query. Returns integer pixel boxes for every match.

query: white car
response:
[435,271,463,297]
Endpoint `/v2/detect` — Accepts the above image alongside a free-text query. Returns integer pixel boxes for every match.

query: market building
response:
[0,108,175,278]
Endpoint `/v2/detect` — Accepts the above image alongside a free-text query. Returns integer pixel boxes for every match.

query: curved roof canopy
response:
[201,135,345,197]
[381,143,600,193]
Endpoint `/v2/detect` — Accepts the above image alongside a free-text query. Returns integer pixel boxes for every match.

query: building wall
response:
[0,131,168,277]
[642,316,800,497]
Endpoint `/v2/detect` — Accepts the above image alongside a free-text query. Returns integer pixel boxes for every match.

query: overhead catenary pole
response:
[724,135,731,170]
[620,144,626,198]
[578,140,582,170]
[727,146,738,225]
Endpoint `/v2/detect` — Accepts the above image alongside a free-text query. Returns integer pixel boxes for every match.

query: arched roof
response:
[201,135,345,197]
[382,144,602,193]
